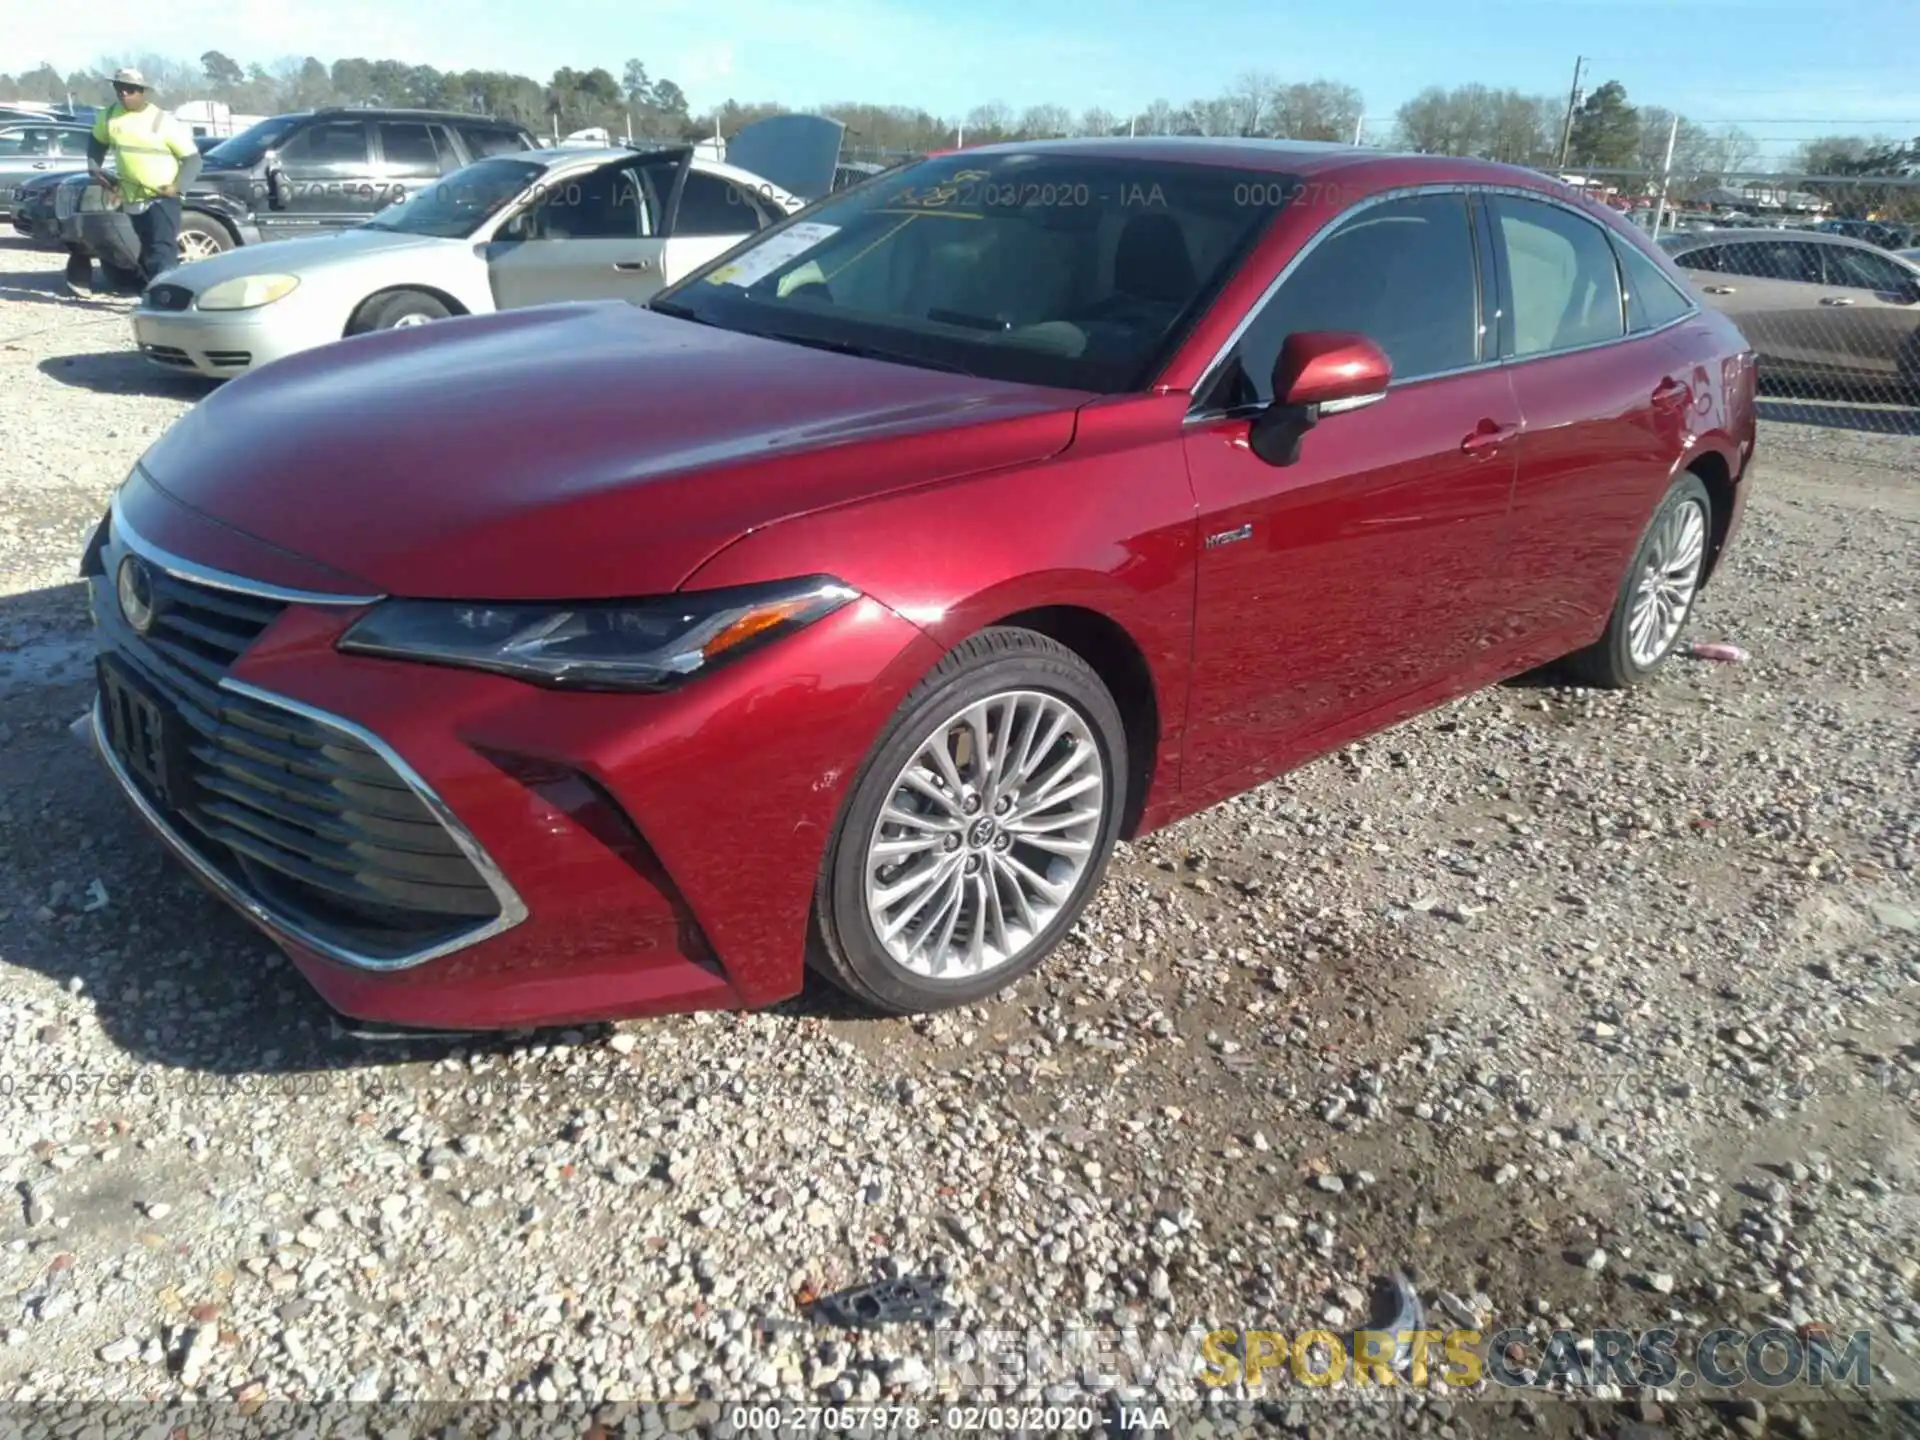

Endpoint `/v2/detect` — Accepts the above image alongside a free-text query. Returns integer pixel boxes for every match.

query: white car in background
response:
[129,137,822,379]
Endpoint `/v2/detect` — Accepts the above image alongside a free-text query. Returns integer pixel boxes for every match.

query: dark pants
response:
[129,196,181,282]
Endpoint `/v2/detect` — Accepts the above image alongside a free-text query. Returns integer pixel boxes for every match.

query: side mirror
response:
[1248,331,1393,467]
[264,154,288,209]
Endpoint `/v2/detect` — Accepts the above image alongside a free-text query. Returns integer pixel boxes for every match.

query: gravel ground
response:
[2,238,1918,1438]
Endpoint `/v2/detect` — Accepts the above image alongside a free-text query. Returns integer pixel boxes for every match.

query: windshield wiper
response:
[758,330,979,377]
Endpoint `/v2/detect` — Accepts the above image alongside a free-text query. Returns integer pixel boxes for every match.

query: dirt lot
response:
[1,238,1917,1438]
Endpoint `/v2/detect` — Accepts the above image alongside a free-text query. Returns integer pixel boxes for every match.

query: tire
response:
[176,214,232,264]
[349,290,452,335]
[1562,472,1712,689]
[811,627,1127,1015]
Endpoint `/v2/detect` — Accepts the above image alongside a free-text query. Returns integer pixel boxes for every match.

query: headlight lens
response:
[337,577,859,691]
[195,274,300,310]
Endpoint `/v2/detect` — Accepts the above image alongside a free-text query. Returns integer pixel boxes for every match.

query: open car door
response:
[485,150,688,309]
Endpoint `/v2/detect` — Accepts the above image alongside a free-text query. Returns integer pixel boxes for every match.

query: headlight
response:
[337,577,859,691]
[195,274,300,310]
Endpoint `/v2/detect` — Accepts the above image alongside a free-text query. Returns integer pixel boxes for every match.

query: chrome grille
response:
[90,523,503,963]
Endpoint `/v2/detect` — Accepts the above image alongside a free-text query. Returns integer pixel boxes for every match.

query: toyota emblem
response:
[116,555,156,635]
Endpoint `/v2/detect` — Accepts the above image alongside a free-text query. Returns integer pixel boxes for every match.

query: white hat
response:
[111,67,150,90]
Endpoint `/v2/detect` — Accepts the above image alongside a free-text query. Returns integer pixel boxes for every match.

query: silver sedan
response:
[1658,228,1920,397]
[129,144,803,379]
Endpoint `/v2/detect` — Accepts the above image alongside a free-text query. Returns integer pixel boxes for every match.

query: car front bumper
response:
[84,484,940,1030]
[131,301,341,379]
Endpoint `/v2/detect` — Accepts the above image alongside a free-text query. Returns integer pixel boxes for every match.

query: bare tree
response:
[964,100,1014,142]
[1230,70,1276,136]
[1018,103,1073,138]
[1138,98,1176,136]
[1266,79,1363,142]
[1079,105,1117,137]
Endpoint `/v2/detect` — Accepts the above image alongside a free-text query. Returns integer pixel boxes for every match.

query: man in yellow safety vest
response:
[84,67,202,290]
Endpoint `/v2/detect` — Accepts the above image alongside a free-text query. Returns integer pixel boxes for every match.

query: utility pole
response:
[1556,55,1585,170]
[1651,112,1679,239]
[1352,114,1365,146]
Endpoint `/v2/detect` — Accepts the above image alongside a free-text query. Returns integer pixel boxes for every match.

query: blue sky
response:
[14,0,1920,156]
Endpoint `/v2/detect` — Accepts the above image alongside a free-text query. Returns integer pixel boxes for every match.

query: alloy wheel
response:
[863,689,1106,979]
[1627,497,1707,668]
[177,230,220,263]
[390,313,434,328]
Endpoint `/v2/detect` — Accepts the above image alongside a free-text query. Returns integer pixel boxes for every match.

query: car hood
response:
[165,227,462,289]
[134,303,1084,599]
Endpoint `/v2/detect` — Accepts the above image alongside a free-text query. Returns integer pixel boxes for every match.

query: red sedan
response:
[84,138,1758,1029]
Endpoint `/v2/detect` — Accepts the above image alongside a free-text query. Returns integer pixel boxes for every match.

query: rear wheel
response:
[811,628,1126,1015]
[348,289,452,335]
[1562,472,1711,688]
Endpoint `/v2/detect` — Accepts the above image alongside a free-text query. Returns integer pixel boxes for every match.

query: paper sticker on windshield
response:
[705,222,840,287]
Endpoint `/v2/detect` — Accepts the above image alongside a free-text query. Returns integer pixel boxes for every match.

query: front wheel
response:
[1562,472,1711,688]
[176,214,232,264]
[349,289,452,334]
[811,628,1127,1015]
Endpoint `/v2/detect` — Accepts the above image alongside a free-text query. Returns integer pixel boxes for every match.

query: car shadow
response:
[1756,396,1920,435]
[0,580,881,1080]
[38,349,215,400]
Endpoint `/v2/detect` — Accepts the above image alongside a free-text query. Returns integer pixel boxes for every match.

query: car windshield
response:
[650,150,1290,392]
[201,115,305,168]
[361,157,548,238]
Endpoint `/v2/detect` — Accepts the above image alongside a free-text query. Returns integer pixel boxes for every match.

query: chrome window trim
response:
[111,487,385,607]
[1184,178,1702,421]
[91,678,529,973]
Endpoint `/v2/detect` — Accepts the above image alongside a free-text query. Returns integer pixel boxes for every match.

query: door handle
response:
[1818,296,1855,306]
[1702,285,1736,295]
[613,259,653,272]
[1460,421,1519,456]
[1651,377,1690,409]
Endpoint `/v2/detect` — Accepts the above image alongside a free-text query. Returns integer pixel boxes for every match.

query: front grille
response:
[141,344,194,368]
[91,527,503,963]
[204,349,252,369]
[147,283,193,311]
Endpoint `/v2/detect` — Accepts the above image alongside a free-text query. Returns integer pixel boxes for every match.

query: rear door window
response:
[1716,241,1821,283]
[277,119,371,174]
[1489,194,1625,357]
[1612,236,1696,332]
[1224,190,1482,404]
[673,171,765,236]
[376,122,441,177]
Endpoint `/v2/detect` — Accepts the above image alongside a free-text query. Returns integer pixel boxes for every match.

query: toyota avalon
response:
[83,138,1758,1029]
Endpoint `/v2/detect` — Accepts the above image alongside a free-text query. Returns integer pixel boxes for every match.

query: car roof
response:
[306,107,529,126]
[525,144,799,199]
[927,134,1589,189]
[1660,226,1901,252]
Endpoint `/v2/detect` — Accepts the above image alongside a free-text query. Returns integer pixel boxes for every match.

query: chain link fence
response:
[1558,167,1920,431]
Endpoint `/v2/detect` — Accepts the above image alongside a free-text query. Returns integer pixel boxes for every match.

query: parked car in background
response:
[60,107,540,273]
[1817,217,1920,252]
[0,121,92,215]
[9,168,73,245]
[1660,228,1920,397]
[130,144,805,377]
[84,139,1756,1029]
